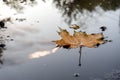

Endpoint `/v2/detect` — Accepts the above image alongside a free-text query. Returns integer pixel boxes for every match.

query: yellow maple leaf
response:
[53,26,111,66]
[53,27,105,48]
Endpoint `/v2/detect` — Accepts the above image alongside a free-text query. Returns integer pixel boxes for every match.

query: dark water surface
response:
[0,0,120,80]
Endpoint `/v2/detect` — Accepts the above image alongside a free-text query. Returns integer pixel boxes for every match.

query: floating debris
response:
[100,26,107,31]
[73,73,80,77]
[69,24,80,30]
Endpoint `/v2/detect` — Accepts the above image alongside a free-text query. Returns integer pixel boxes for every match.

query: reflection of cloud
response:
[3,18,58,65]
[3,47,59,66]
[29,47,59,59]
[8,24,40,36]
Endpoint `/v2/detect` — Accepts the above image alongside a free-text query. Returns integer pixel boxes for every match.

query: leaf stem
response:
[79,46,82,66]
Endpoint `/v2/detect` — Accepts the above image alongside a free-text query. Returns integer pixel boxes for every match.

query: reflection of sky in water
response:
[0,0,120,80]
[29,47,59,59]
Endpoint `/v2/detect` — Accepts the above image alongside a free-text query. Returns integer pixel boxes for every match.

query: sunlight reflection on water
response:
[29,47,59,59]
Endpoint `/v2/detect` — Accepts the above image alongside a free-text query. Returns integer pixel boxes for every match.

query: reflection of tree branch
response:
[3,0,37,11]
[52,0,120,24]
[0,19,13,65]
